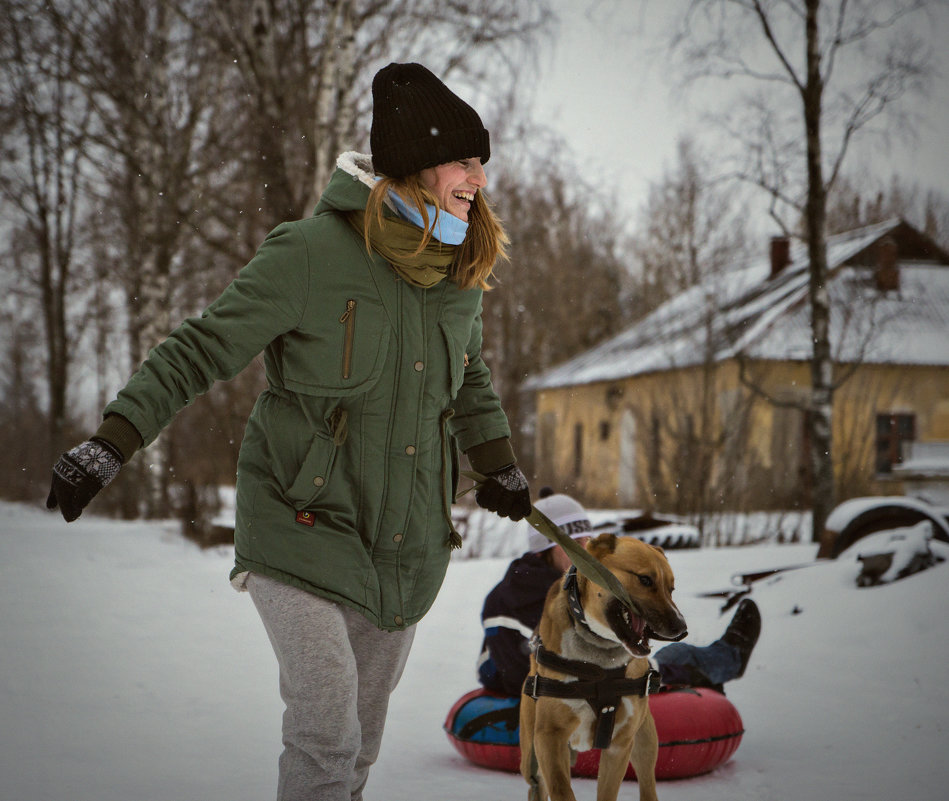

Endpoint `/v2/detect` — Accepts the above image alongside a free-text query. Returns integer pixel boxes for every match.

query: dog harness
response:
[524,641,661,749]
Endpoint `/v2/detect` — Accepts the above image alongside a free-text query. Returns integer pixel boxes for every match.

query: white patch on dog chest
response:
[564,697,638,753]
[565,699,597,752]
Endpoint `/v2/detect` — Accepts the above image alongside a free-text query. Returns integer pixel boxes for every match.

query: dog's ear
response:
[650,544,666,557]
[587,532,618,560]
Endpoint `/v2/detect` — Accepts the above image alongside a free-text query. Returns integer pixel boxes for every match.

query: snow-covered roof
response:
[526,219,949,390]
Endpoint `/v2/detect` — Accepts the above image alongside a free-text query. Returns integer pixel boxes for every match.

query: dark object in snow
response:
[855,521,944,587]
[824,496,949,558]
[699,564,816,611]
[593,514,701,550]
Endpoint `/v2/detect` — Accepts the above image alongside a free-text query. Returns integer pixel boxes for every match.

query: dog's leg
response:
[520,695,548,800]
[595,737,636,801]
[533,727,578,801]
[627,711,659,801]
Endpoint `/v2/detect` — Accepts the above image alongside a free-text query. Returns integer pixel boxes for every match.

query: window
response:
[876,413,915,474]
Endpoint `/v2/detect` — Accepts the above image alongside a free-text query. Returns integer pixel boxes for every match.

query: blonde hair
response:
[364,173,509,291]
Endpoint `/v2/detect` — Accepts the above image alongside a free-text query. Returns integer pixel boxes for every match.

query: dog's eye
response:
[638,574,654,588]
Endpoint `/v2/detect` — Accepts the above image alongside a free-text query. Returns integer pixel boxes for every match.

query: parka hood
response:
[313,151,377,216]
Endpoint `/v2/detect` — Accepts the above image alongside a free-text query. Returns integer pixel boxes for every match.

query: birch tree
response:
[667,0,937,545]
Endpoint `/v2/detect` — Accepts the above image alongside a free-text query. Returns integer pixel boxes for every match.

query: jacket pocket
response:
[284,431,338,510]
[439,321,468,398]
[282,296,391,398]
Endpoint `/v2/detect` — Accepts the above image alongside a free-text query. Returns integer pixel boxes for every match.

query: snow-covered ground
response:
[1,500,948,801]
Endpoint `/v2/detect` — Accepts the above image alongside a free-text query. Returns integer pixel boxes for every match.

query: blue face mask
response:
[387,189,469,245]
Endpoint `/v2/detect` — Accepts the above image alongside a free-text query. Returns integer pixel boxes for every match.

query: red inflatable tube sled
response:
[444,687,744,780]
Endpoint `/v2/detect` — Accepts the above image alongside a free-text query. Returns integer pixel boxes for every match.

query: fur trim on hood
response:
[336,151,377,189]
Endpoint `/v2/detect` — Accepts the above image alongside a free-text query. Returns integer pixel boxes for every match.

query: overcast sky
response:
[525,1,949,239]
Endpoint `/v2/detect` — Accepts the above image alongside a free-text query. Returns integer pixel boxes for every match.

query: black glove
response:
[475,464,531,521]
[47,438,124,522]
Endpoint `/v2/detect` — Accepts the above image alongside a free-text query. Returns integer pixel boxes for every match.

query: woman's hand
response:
[475,464,531,521]
[47,438,124,522]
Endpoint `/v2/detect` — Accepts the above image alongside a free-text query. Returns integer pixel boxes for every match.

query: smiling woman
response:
[45,60,532,801]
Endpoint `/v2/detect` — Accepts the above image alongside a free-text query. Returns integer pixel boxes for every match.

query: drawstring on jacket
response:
[440,408,463,549]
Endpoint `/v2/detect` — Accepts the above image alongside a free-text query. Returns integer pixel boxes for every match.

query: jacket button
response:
[414,361,424,371]
[313,476,325,487]
[393,533,403,543]
[394,615,404,626]
[405,445,416,455]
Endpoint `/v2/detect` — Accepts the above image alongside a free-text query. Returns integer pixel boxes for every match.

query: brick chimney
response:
[770,236,790,278]
[876,236,899,292]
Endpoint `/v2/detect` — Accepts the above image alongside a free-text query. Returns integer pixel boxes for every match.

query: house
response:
[524,219,949,513]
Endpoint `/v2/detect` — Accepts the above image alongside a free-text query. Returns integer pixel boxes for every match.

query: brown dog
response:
[519,533,687,801]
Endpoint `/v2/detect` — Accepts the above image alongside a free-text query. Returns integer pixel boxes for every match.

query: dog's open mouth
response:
[606,599,651,656]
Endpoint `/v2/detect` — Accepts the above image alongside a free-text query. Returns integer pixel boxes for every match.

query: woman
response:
[47,62,531,801]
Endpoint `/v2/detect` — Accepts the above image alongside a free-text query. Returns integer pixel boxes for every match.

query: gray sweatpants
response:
[247,572,416,801]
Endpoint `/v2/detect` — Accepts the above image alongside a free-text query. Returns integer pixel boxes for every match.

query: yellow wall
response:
[533,360,949,510]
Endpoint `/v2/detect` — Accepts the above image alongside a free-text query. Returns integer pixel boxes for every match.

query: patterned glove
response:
[475,464,532,521]
[47,438,124,522]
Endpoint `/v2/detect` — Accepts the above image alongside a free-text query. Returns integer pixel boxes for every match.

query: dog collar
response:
[563,565,627,646]
[563,564,596,634]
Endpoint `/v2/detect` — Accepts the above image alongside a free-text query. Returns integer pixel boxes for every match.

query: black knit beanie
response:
[370,62,490,178]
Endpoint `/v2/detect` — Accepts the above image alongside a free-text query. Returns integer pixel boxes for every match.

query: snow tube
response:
[444,686,743,781]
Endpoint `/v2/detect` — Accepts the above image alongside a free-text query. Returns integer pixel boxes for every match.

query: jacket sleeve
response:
[448,295,512,456]
[103,223,309,447]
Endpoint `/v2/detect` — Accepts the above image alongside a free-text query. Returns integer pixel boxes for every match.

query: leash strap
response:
[461,471,635,610]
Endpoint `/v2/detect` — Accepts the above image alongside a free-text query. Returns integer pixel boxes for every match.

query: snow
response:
[894,442,949,478]
[2,501,949,801]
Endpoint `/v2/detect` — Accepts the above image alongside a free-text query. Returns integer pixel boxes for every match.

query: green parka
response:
[103,152,512,631]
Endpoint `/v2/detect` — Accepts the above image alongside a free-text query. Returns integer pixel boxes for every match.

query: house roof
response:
[526,219,949,391]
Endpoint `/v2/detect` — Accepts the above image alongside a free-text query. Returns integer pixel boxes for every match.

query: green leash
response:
[461,472,635,611]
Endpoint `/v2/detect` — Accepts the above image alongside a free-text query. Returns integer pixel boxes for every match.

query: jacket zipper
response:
[339,299,356,379]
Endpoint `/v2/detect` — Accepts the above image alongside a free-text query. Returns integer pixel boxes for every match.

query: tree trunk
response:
[312,0,357,206]
[803,0,835,549]
[42,244,70,463]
